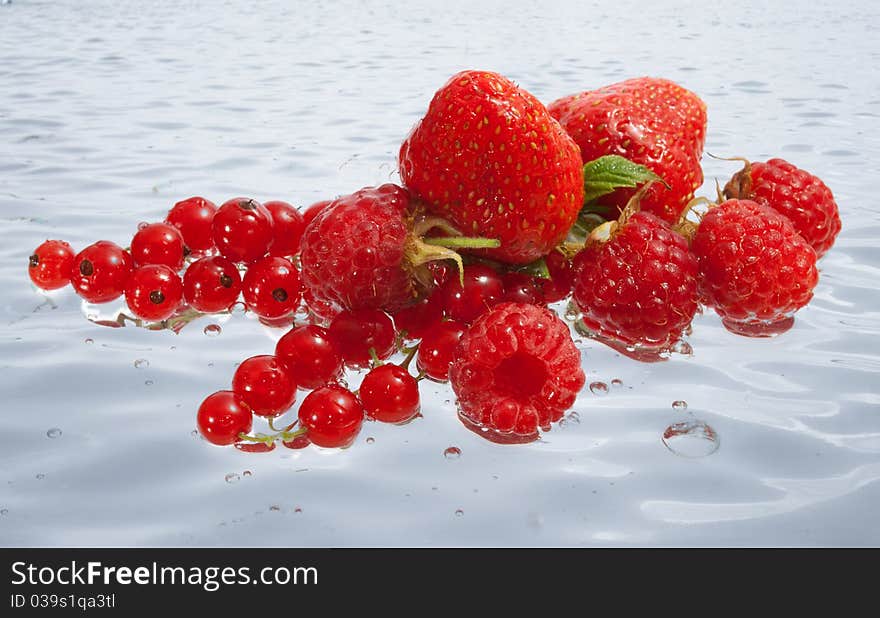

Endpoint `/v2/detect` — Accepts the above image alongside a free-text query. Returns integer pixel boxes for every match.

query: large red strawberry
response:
[572,210,699,353]
[399,70,584,265]
[690,199,818,336]
[548,77,707,223]
[299,183,497,312]
[723,158,841,258]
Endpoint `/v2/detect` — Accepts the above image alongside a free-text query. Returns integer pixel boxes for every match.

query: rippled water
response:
[1,0,879,547]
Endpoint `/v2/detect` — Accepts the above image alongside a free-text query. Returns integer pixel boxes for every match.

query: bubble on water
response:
[366,437,375,444]
[589,381,609,395]
[492,475,499,481]
[672,400,688,411]
[454,509,464,517]
[242,470,252,477]
[134,359,149,369]
[431,486,438,491]
[35,473,45,480]
[662,419,720,458]
[566,411,580,425]
[0,509,7,516]
[672,340,693,356]
[443,446,461,460]
[207,362,214,368]
[294,507,303,514]
[611,378,623,388]
[204,324,221,337]
[269,505,281,512]
[84,338,94,345]
[137,221,149,230]
[230,302,247,315]
[191,429,200,439]
[144,380,154,386]
[224,473,240,484]
[527,512,544,529]
[46,428,62,439]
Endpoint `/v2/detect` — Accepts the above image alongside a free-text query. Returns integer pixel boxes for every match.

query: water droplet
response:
[242,470,252,477]
[204,324,221,337]
[672,340,693,356]
[46,428,62,439]
[0,509,7,516]
[454,509,464,517]
[134,359,149,369]
[191,429,200,439]
[611,378,623,388]
[207,362,214,368]
[589,381,608,395]
[365,437,375,444]
[230,302,247,315]
[672,400,688,411]
[224,473,240,484]
[35,473,45,480]
[566,411,581,425]
[137,221,149,230]
[84,338,94,345]
[431,486,438,491]
[443,446,461,460]
[294,507,303,514]
[269,505,281,512]
[492,474,499,481]
[662,419,720,458]
[144,380,154,386]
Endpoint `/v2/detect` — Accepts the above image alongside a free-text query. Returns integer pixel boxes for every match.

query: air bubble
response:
[444,446,461,460]
[0,509,7,516]
[269,505,281,512]
[35,473,45,480]
[589,381,608,395]
[454,509,464,517]
[662,419,720,458]
[204,324,221,337]
[224,473,240,484]
[46,428,62,439]
[294,507,303,514]
[134,359,149,369]
[672,400,688,411]
[242,470,252,477]
[611,378,623,388]
[145,380,154,386]
[84,338,94,345]
[366,437,375,444]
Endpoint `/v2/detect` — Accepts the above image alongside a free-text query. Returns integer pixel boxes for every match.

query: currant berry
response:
[297,385,364,448]
[28,240,75,290]
[125,264,184,321]
[130,222,185,270]
[437,263,504,323]
[212,197,274,263]
[182,256,242,313]
[265,200,305,258]
[328,309,396,368]
[242,256,302,319]
[392,295,444,340]
[538,250,576,303]
[502,271,543,305]
[275,325,343,390]
[359,364,420,424]
[301,199,332,228]
[416,320,466,382]
[197,390,253,446]
[165,196,217,253]
[231,355,297,417]
[70,241,134,303]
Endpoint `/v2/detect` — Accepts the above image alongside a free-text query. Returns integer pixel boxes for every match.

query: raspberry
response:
[723,158,841,258]
[573,211,699,350]
[691,199,819,336]
[449,303,585,443]
[300,183,497,313]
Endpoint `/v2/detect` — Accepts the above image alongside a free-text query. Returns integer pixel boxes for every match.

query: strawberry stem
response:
[422,236,500,249]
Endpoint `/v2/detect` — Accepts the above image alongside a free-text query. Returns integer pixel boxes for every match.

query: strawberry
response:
[399,70,584,264]
[548,77,707,223]
[689,199,818,336]
[450,302,585,444]
[299,183,498,313]
[722,158,841,258]
[572,210,699,352]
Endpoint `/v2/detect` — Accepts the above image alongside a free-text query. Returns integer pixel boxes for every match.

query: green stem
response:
[423,236,500,249]
[399,344,419,372]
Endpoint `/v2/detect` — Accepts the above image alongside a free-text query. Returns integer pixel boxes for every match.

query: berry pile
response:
[28,70,841,449]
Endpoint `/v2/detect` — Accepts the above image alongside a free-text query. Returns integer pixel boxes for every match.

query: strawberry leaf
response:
[582,155,667,204]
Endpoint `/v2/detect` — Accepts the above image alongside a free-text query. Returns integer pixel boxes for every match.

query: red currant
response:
[70,241,133,303]
[130,222,185,270]
[301,199,332,228]
[297,385,363,448]
[28,240,75,290]
[275,325,343,390]
[392,295,444,340]
[265,200,305,258]
[231,355,297,417]
[212,197,273,263]
[359,364,420,424]
[502,271,543,305]
[197,390,253,446]
[539,250,576,303]
[242,256,302,319]
[182,256,242,313]
[125,264,184,321]
[417,320,466,382]
[328,309,396,368]
[437,263,503,323]
[165,196,217,253]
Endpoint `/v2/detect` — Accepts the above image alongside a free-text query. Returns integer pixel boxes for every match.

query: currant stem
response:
[399,344,419,372]
[368,347,382,368]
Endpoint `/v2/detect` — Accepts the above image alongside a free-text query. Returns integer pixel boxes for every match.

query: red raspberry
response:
[572,211,699,350]
[212,197,274,263]
[70,241,133,303]
[723,158,841,258]
[29,240,75,290]
[691,199,819,336]
[300,184,496,313]
[449,303,585,444]
[165,196,217,253]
